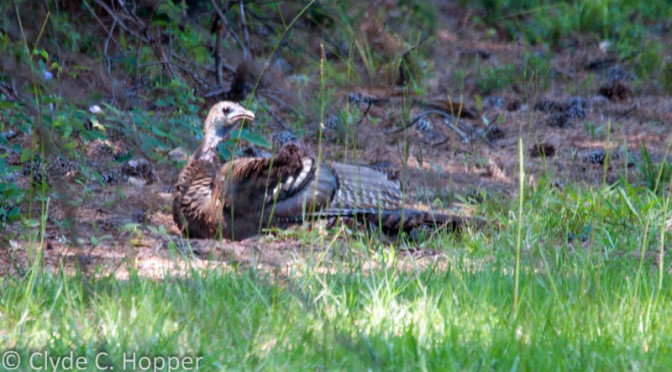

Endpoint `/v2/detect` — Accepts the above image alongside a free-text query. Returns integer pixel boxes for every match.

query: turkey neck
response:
[195,126,220,162]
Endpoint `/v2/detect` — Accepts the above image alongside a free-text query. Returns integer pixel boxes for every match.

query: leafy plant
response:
[632,144,672,192]
[583,121,604,140]
[475,63,517,94]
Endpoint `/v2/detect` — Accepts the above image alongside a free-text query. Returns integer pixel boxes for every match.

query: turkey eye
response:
[222,107,231,114]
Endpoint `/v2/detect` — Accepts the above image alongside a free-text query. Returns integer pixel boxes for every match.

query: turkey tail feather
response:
[306,208,474,233]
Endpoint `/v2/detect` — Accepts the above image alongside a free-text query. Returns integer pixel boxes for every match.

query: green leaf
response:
[238,129,271,149]
[7,207,21,223]
[217,142,234,160]
[0,101,17,109]
[474,94,483,111]
[151,124,168,138]
[20,148,32,163]
[81,130,107,141]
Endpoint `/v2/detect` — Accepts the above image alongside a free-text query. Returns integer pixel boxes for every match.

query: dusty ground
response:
[2,2,671,278]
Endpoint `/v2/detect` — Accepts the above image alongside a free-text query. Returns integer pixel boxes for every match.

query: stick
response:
[239,0,250,60]
[211,0,248,58]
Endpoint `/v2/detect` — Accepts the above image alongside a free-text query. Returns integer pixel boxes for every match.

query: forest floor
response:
[2,1,671,278]
[3,1,672,370]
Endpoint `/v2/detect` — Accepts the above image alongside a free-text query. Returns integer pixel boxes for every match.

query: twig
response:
[259,92,301,117]
[0,81,19,102]
[354,101,372,126]
[213,17,224,87]
[103,18,118,103]
[211,0,248,58]
[138,61,211,90]
[82,0,112,37]
[386,113,426,134]
[172,51,228,74]
[239,0,250,60]
[204,87,229,98]
[89,0,149,43]
[386,109,481,145]
[263,106,292,132]
[614,103,638,119]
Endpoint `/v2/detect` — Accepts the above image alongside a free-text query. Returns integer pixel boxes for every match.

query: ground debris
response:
[530,142,556,158]
[535,97,585,119]
[547,112,572,128]
[121,158,156,184]
[484,125,505,141]
[599,81,632,101]
[583,149,619,165]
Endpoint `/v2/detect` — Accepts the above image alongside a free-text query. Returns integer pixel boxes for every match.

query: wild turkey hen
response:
[173,101,470,240]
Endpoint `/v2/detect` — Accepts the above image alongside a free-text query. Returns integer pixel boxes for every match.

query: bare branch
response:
[239,0,250,60]
[211,0,248,57]
[88,0,149,43]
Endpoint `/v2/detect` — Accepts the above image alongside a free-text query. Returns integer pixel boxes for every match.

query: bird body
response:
[173,101,467,240]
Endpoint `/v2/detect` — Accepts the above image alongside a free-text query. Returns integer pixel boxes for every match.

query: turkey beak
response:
[231,108,255,125]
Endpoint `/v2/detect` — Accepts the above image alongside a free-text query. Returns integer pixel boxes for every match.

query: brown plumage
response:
[173,101,469,240]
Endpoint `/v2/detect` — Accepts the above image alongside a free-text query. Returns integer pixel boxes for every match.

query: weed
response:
[632,145,672,193]
[475,63,517,94]
[583,121,604,140]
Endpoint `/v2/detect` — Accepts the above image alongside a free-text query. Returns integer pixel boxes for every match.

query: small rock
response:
[168,147,188,162]
[88,105,103,114]
[126,176,147,187]
[599,40,612,53]
[584,149,619,165]
[483,96,505,109]
[122,158,156,184]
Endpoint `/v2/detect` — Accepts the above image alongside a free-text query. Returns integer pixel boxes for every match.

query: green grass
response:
[470,0,671,89]
[3,180,672,371]
[2,1,672,370]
